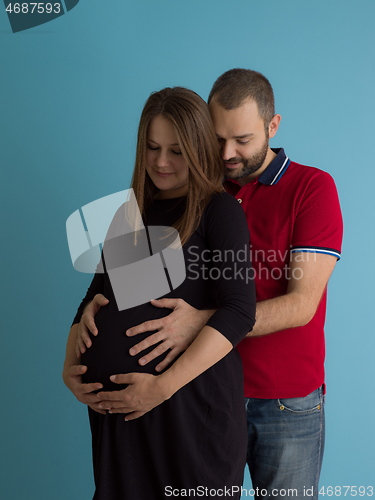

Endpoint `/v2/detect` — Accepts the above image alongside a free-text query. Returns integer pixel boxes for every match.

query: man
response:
[65,69,343,498]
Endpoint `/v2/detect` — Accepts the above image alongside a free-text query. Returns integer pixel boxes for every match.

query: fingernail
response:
[129,348,136,355]
[127,329,132,336]
[139,358,146,365]
[110,375,116,381]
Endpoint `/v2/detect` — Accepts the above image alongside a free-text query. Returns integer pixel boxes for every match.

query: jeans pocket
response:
[278,387,323,414]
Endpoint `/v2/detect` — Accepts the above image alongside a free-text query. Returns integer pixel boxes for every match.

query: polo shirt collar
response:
[257,148,290,185]
[224,148,290,188]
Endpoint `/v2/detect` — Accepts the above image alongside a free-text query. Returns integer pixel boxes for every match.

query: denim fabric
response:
[245,387,325,499]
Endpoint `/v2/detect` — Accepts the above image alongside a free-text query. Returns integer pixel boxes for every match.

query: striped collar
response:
[257,148,290,185]
[224,148,290,188]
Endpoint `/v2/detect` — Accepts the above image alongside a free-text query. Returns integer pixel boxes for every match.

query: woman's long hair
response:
[131,87,224,245]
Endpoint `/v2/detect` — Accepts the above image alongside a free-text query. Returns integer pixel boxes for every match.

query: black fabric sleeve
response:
[202,193,256,347]
[71,271,105,326]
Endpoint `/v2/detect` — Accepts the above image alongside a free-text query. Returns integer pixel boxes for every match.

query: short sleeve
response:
[201,193,256,346]
[291,170,343,260]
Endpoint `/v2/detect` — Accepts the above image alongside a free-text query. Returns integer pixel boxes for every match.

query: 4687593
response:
[319,486,374,497]
[5,3,61,14]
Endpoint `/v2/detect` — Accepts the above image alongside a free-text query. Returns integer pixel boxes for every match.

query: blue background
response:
[1,1,374,498]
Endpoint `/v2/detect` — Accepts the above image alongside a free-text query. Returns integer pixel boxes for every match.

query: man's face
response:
[209,98,270,181]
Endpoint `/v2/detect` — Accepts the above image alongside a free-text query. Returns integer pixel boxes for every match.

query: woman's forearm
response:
[158,325,232,398]
[62,324,81,384]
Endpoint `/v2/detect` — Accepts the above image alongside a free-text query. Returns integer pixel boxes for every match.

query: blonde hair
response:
[131,87,223,245]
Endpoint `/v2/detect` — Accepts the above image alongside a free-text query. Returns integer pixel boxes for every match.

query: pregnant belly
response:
[81,303,169,391]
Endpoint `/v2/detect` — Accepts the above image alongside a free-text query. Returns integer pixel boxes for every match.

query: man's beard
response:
[224,138,269,180]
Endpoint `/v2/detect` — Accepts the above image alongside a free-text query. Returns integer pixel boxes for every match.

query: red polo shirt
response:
[225,148,343,399]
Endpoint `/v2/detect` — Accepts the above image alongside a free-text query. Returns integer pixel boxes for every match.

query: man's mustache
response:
[225,157,244,164]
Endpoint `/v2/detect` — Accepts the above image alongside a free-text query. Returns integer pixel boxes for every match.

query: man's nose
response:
[222,141,236,161]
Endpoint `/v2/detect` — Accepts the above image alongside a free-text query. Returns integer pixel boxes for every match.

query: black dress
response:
[73,193,256,499]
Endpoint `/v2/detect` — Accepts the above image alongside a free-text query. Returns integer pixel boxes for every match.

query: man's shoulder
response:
[280,159,338,196]
[286,159,335,182]
[260,149,336,187]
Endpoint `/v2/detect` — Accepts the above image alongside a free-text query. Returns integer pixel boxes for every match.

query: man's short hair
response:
[208,68,275,129]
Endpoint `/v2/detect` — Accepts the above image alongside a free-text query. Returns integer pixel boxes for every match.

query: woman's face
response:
[146,115,189,199]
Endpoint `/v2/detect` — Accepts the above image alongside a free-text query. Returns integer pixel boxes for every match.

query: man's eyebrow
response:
[233,133,254,139]
[216,133,254,139]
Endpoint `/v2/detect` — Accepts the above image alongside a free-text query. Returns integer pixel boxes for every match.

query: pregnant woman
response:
[63,87,256,499]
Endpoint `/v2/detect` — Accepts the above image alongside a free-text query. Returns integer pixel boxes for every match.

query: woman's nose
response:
[156,150,170,167]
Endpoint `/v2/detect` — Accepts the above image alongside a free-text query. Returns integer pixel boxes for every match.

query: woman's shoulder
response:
[204,191,245,218]
[199,191,249,241]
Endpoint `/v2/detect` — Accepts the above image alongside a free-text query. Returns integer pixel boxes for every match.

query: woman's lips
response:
[154,170,174,177]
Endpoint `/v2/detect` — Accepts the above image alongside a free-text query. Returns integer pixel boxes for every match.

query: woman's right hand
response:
[63,364,106,415]
[76,294,109,357]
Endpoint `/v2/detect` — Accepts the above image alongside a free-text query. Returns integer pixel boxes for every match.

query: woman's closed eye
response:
[147,144,182,155]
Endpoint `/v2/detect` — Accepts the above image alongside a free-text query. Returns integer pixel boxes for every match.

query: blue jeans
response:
[245,387,325,500]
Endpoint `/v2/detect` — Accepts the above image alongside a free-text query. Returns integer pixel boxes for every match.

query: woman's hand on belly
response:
[96,372,174,421]
[63,364,107,415]
[76,294,110,356]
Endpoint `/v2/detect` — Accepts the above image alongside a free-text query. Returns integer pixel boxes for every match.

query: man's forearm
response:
[247,293,315,338]
[246,253,337,337]
[201,308,216,324]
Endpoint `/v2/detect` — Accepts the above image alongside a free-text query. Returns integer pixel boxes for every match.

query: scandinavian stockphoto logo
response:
[4,0,80,33]
[66,189,186,311]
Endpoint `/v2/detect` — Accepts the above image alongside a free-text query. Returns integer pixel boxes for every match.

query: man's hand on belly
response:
[126,298,214,372]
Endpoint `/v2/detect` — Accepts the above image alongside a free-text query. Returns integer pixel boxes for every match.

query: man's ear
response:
[268,114,281,139]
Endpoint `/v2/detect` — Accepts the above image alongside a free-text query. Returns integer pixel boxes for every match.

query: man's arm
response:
[248,252,338,337]
[126,252,338,367]
[126,298,215,371]
[77,253,337,368]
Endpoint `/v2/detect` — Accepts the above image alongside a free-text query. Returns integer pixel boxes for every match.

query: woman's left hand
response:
[96,373,174,421]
